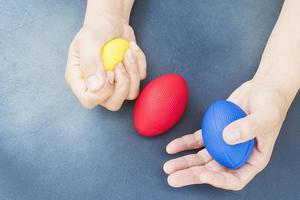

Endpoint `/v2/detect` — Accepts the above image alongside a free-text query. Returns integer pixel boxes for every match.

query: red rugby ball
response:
[133,74,188,137]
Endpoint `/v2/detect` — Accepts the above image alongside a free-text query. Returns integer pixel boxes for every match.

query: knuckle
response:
[141,51,146,59]
[118,79,130,93]
[260,159,269,171]
[246,117,257,131]
[190,168,201,183]
[106,104,121,112]
[240,81,252,89]
[127,26,135,35]
[196,153,205,164]
[80,101,94,109]
[270,107,282,124]
[193,131,201,142]
[138,51,146,61]
[239,121,256,141]
[125,26,136,40]
[181,135,190,149]
[123,75,130,85]
[79,96,94,109]
[118,71,130,84]
[232,184,245,191]
[140,73,147,80]
[99,93,111,103]
[120,87,129,97]
[128,87,139,100]
[127,93,138,100]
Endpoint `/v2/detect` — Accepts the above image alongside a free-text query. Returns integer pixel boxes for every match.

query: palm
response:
[164,79,286,190]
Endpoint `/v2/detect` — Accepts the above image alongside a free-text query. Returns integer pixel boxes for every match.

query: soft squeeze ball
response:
[101,38,129,71]
[202,100,254,169]
[133,74,188,137]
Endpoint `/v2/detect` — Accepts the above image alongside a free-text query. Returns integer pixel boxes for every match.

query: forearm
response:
[85,0,135,25]
[255,0,300,101]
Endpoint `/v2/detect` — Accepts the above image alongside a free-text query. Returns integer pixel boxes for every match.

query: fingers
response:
[85,66,106,92]
[223,107,281,145]
[166,161,244,190]
[85,78,114,105]
[66,39,93,109]
[67,28,147,110]
[205,138,272,191]
[227,81,252,107]
[202,157,265,191]
[66,68,93,109]
[106,71,115,85]
[123,26,147,80]
[233,147,270,184]
[163,147,264,190]
[69,76,94,109]
[166,130,203,154]
[198,170,244,191]
[167,166,205,188]
[164,149,212,174]
[67,67,114,109]
[124,49,140,100]
[130,42,147,80]
[79,32,106,91]
[102,63,130,111]
[122,25,136,42]
[85,44,144,109]
[123,42,147,100]
[66,39,114,109]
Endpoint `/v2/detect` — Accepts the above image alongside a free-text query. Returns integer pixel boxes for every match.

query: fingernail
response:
[166,145,171,154]
[167,175,180,188]
[163,162,170,174]
[224,129,240,145]
[87,75,100,90]
[127,50,136,63]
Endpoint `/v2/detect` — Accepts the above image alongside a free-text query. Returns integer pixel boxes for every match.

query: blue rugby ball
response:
[202,100,254,169]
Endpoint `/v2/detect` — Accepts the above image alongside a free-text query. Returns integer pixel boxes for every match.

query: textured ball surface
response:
[101,38,129,71]
[133,74,188,137]
[202,100,254,169]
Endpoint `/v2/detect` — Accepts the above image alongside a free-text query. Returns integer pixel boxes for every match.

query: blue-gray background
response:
[0,0,299,199]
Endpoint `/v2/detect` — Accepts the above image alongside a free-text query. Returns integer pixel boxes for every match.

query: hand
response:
[163,78,294,190]
[65,13,146,111]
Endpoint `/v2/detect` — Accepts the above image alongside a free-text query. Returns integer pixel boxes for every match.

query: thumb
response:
[222,109,274,145]
[79,34,106,92]
[85,65,106,92]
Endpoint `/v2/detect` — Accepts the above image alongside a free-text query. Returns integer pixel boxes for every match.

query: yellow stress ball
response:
[101,38,130,71]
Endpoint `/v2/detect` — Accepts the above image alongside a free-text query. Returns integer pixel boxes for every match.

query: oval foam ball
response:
[134,74,188,137]
[101,38,129,71]
[202,100,254,169]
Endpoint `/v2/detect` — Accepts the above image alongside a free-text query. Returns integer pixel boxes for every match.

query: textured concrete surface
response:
[0,0,299,200]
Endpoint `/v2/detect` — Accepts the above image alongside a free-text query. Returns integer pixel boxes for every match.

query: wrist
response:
[84,0,134,26]
[253,0,300,104]
[253,69,299,105]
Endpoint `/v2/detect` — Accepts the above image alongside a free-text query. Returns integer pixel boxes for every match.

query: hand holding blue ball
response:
[202,100,255,169]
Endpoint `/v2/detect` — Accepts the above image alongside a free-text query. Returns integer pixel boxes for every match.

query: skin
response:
[66,0,300,190]
[164,0,300,190]
[65,0,146,111]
